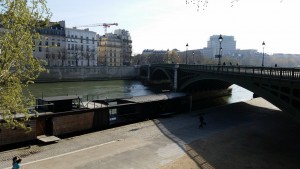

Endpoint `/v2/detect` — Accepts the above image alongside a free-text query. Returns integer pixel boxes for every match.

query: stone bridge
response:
[140,64,300,121]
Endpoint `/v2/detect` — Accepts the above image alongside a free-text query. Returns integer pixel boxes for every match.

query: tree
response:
[0,0,51,129]
[186,0,241,11]
[58,48,67,66]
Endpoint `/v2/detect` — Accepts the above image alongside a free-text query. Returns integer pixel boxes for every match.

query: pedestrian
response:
[13,158,22,169]
[198,115,206,128]
[12,156,18,168]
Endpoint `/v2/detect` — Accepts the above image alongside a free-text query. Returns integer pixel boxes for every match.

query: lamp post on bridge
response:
[185,43,188,64]
[261,41,265,67]
[217,34,223,65]
[192,51,195,64]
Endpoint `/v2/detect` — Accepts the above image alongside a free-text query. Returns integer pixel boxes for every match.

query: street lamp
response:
[218,34,223,65]
[192,51,195,64]
[166,49,169,64]
[186,43,188,64]
[262,41,265,67]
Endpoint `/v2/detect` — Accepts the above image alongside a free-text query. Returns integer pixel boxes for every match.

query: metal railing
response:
[150,64,300,81]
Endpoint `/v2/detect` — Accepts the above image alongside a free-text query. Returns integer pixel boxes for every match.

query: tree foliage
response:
[0,0,51,129]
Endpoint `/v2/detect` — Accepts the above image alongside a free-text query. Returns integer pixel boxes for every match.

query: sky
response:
[47,0,300,55]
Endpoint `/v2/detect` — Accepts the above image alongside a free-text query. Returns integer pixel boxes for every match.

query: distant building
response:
[65,27,97,66]
[99,29,132,66]
[233,49,258,57]
[207,35,236,57]
[114,29,132,66]
[33,21,66,66]
[33,21,98,67]
[142,49,167,55]
[99,33,122,66]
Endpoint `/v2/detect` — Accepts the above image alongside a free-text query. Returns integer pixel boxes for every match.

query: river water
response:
[28,80,253,105]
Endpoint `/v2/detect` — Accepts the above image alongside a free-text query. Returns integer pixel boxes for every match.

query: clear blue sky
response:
[47,0,300,55]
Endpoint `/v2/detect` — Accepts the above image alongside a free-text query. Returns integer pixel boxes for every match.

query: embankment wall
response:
[37,66,140,82]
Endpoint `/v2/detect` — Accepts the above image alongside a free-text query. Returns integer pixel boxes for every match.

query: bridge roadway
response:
[1,98,299,168]
[141,64,300,121]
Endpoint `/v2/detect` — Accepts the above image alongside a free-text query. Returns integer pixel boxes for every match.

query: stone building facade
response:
[33,21,66,66]
[99,29,132,66]
[65,27,98,67]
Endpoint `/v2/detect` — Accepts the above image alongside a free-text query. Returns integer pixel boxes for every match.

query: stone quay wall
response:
[36,66,140,82]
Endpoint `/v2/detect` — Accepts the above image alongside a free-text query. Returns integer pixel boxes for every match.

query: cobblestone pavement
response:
[0,98,288,169]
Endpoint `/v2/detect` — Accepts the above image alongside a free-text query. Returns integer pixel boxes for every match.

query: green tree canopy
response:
[0,0,51,129]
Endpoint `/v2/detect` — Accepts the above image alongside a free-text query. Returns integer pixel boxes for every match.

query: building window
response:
[81,36,83,43]
[86,37,89,44]
[92,38,95,44]
[57,42,60,47]
[52,42,55,46]
[81,45,84,51]
[39,47,42,52]
[68,44,70,50]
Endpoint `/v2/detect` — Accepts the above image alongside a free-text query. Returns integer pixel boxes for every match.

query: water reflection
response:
[28,81,253,105]
[28,80,154,99]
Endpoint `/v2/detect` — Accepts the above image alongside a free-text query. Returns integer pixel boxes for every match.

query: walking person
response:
[12,156,18,168]
[198,115,206,128]
[13,158,22,169]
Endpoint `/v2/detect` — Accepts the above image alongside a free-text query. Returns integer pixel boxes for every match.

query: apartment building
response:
[99,29,132,66]
[65,27,98,66]
[33,21,66,66]
[114,29,132,66]
[99,33,122,66]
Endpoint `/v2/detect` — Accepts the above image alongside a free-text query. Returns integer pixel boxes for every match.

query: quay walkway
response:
[0,98,299,169]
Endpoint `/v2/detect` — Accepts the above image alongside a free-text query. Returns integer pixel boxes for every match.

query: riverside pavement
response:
[0,97,299,169]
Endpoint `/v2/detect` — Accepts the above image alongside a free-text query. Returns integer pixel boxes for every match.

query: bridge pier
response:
[147,64,151,81]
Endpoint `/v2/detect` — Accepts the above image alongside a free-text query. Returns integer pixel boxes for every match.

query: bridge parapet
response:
[179,64,300,81]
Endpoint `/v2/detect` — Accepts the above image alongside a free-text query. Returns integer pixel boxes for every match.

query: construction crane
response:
[75,23,118,34]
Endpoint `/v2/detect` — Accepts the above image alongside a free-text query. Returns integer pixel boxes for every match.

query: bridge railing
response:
[176,64,300,80]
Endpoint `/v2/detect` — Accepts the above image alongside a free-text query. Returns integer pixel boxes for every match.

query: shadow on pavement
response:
[153,101,300,169]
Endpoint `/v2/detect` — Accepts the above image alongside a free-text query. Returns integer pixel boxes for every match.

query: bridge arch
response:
[179,77,232,92]
[151,68,172,82]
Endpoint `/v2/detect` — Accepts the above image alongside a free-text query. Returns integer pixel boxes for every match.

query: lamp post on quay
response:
[185,43,188,64]
[218,34,223,65]
[262,41,265,67]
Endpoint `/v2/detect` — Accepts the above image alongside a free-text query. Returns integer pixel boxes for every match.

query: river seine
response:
[28,80,253,105]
